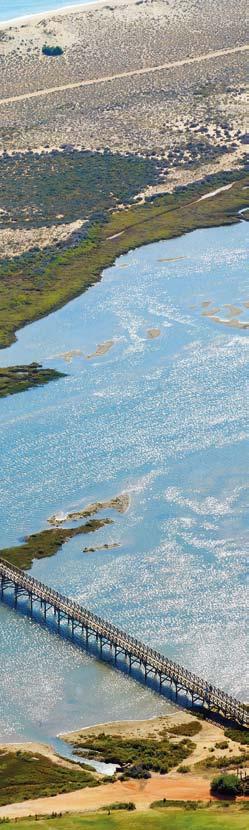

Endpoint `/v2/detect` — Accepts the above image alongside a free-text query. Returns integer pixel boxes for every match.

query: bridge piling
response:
[0,557,248,729]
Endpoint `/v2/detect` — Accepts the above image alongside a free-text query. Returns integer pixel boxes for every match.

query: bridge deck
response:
[0,556,247,727]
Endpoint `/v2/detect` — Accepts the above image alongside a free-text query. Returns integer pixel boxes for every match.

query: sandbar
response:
[82,542,120,553]
[147,328,161,339]
[48,493,130,525]
[86,340,114,359]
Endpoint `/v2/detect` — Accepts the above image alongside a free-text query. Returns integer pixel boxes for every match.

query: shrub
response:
[215,740,229,750]
[122,765,151,780]
[167,720,202,737]
[210,774,241,798]
[178,765,190,773]
[42,45,63,57]
[102,802,135,811]
[224,728,249,746]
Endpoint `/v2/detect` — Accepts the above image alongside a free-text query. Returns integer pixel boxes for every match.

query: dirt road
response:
[0,44,248,107]
[0,775,213,819]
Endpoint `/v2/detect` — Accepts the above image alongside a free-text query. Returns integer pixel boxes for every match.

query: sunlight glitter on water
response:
[0,222,248,742]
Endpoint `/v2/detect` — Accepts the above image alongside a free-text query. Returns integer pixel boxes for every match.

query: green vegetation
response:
[224,729,249,746]
[42,45,63,56]
[202,753,249,770]
[177,765,191,774]
[210,774,242,798]
[72,732,195,776]
[167,721,202,737]
[0,749,98,806]
[0,149,162,231]
[1,807,249,829]
[0,518,112,570]
[0,168,248,350]
[102,803,136,812]
[0,363,65,398]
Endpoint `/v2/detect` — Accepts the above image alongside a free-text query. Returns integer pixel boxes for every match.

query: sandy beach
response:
[0,711,247,818]
[0,0,111,29]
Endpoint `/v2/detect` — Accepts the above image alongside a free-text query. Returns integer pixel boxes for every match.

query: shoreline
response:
[0,170,248,353]
[1,712,247,819]
[0,0,113,29]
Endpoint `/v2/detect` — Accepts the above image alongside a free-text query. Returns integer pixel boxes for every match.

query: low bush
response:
[150,798,200,809]
[102,802,135,811]
[210,773,241,798]
[42,44,63,56]
[74,730,195,776]
[224,727,249,746]
[121,765,151,780]
[0,750,99,807]
[167,720,202,737]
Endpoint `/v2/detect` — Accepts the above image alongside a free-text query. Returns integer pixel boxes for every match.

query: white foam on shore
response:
[0,0,106,28]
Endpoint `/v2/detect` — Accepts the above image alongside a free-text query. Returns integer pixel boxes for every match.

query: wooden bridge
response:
[0,556,248,727]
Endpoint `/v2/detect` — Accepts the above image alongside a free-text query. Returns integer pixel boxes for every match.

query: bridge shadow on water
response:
[1,589,238,729]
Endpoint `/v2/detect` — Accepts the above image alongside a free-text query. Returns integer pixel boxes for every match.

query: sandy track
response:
[0,44,248,107]
[0,775,213,818]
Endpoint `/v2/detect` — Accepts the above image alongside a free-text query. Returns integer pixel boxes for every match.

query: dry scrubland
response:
[0,0,248,271]
[0,0,247,175]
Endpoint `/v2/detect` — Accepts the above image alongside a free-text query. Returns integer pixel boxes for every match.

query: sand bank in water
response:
[147,328,161,339]
[48,493,130,525]
[86,340,114,359]
[82,542,120,553]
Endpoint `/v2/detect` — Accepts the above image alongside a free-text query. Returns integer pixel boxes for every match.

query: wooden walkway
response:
[0,556,248,727]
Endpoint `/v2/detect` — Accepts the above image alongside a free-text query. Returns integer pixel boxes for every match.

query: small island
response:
[0,363,65,399]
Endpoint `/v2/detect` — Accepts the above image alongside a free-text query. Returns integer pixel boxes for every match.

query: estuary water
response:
[0,1,96,24]
[0,221,248,746]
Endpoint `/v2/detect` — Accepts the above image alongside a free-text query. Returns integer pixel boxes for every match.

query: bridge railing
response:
[0,557,247,723]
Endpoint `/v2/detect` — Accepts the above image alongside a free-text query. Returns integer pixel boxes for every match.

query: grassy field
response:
[1,808,249,830]
[0,750,99,807]
[0,168,248,350]
[0,364,64,398]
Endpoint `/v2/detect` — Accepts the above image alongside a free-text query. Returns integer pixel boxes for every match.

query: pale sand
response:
[62,712,246,771]
[82,543,120,552]
[50,349,82,363]
[0,777,214,818]
[147,328,161,339]
[0,45,247,107]
[0,218,85,259]
[224,304,242,316]
[208,315,249,329]
[0,741,81,770]
[86,340,114,359]
[0,713,245,818]
[0,0,122,29]
[197,182,234,201]
[48,493,130,525]
[202,307,221,317]
[158,257,185,263]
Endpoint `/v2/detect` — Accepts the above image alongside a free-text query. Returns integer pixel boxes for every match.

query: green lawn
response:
[1,809,249,830]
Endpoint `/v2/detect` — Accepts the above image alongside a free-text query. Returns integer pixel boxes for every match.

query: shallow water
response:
[0,1,95,24]
[0,221,248,746]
